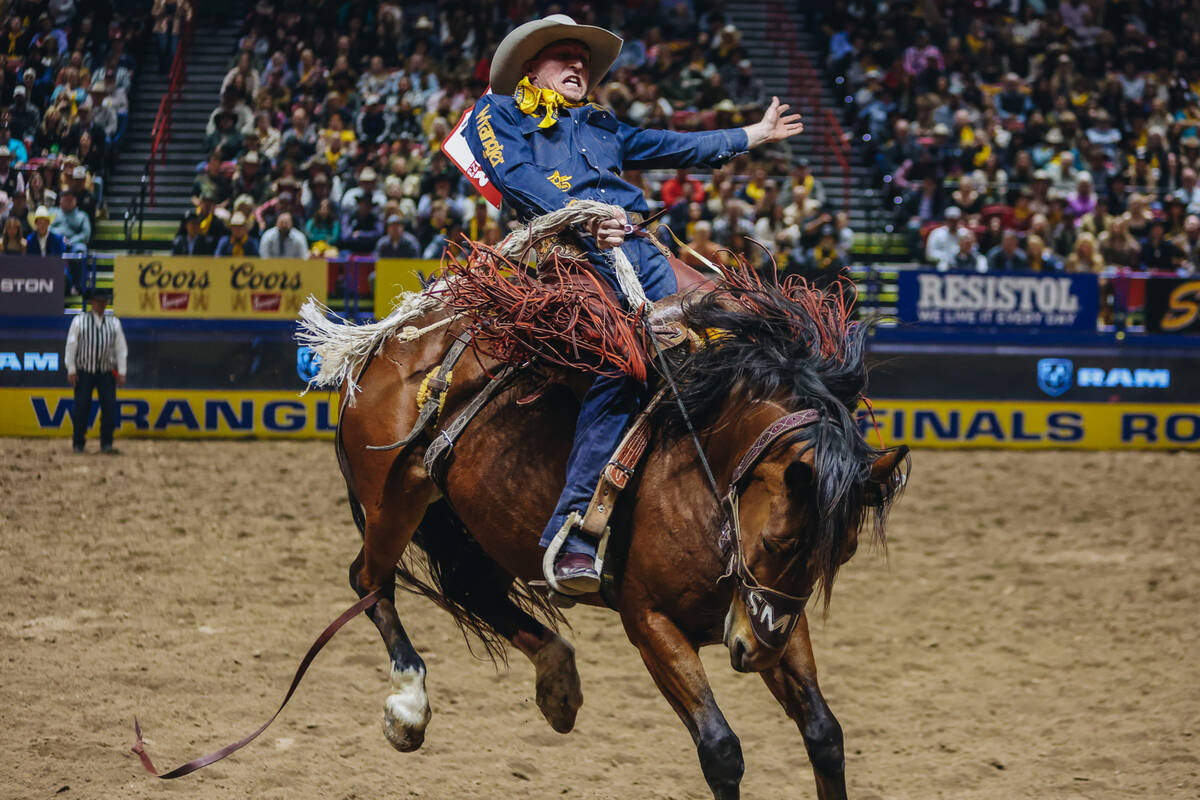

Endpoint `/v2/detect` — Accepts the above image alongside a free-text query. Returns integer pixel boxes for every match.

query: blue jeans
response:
[540,237,677,552]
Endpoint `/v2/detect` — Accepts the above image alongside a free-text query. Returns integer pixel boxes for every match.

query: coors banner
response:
[113,256,326,320]
[0,255,66,316]
[897,270,1100,330]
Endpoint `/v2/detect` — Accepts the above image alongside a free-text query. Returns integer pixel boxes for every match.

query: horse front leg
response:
[758,613,847,800]
[624,610,744,800]
[348,486,437,753]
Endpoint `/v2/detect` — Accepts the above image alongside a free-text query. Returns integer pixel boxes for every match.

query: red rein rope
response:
[131,590,379,779]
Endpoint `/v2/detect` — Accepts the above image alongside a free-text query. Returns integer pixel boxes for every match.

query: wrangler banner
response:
[896,270,1100,330]
[857,400,1200,450]
[373,258,439,319]
[113,256,326,319]
[5,388,1200,448]
[0,388,339,438]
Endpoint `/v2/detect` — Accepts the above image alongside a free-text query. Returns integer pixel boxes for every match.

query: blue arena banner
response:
[896,270,1100,330]
[0,256,66,316]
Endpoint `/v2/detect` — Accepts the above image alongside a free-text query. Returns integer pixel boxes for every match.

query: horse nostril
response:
[732,638,747,671]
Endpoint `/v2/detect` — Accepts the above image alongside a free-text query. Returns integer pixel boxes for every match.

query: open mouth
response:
[563,75,582,89]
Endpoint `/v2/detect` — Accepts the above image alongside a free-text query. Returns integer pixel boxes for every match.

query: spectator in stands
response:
[27,205,68,277]
[9,86,40,140]
[223,52,261,98]
[1139,219,1181,272]
[340,194,383,253]
[944,228,987,273]
[67,167,96,222]
[340,166,384,218]
[661,168,705,209]
[1066,173,1098,221]
[1172,168,1200,215]
[987,230,1029,272]
[194,151,232,203]
[173,211,216,256]
[0,146,24,198]
[231,151,269,204]
[50,190,89,255]
[1,217,26,254]
[1026,235,1063,272]
[924,206,962,265]
[374,214,420,258]
[259,211,308,258]
[1067,232,1106,273]
[682,219,724,270]
[215,212,259,256]
[206,109,243,161]
[305,198,340,256]
[1098,216,1140,268]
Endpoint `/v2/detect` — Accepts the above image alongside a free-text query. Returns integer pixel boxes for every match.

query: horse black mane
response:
[660,268,906,606]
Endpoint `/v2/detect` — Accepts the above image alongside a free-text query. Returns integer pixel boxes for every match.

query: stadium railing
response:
[149,18,194,206]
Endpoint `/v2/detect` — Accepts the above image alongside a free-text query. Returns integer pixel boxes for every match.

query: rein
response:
[131,590,379,779]
[647,318,819,651]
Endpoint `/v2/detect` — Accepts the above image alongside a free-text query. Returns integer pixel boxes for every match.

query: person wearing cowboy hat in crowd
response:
[215,211,260,256]
[173,210,216,255]
[340,166,386,218]
[206,108,243,161]
[232,150,270,204]
[465,14,804,595]
[65,287,127,454]
[26,204,73,288]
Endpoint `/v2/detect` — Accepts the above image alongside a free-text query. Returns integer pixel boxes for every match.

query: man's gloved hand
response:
[589,208,628,250]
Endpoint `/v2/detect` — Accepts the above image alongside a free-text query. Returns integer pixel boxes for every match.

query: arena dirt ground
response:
[2,439,1197,799]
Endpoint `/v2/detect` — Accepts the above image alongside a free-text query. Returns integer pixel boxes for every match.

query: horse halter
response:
[718,408,820,651]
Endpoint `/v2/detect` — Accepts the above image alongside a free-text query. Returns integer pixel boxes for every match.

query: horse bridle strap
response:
[720,408,820,651]
[727,409,820,491]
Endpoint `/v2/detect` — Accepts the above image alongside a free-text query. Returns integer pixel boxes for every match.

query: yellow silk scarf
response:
[513,76,583,129]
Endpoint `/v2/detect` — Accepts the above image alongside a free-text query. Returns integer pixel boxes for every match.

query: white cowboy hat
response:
[489,14,622,96]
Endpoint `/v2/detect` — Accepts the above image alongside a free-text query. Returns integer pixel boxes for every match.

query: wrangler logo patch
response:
[547,170,572,190]
[475,106,504,167]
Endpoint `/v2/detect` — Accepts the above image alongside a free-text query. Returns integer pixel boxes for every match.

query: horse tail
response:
[396,500,566,665]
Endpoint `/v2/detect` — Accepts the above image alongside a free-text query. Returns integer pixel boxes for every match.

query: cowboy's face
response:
[525,40,591,102]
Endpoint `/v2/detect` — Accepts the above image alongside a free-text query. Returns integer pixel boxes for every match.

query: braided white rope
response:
[497,200,651,310]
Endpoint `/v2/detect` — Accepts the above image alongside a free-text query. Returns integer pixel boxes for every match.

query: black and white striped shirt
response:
[65,311,128,376]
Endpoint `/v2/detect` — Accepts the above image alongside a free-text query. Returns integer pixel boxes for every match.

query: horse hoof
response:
[533,636,583,733]
[382,666,432,752]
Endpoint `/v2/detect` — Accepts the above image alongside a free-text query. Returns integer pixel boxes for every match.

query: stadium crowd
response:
[174,0,852,286]
[0,0,142,291]
[825,0,1200,274]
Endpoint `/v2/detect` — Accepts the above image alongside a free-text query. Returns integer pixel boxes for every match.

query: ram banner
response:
[0,388,339,439]
[113,256,325,319]
[896,270,1100,330]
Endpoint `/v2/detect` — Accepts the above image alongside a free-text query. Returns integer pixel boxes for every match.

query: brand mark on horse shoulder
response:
[746,589,792,633]
[474,106,505,167]
[547,170,572,190]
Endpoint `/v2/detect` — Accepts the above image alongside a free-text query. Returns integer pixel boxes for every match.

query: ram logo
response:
[0,351,60,371]
[1037,358,1073,397]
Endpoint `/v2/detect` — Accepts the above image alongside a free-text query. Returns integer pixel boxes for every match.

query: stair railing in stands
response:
[123,170,149,249]
[148,19,194,206]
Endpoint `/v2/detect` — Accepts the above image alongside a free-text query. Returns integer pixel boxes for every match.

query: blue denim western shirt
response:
[465,94,748,223]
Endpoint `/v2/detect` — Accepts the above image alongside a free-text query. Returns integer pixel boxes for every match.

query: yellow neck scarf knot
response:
[514,76,583,129]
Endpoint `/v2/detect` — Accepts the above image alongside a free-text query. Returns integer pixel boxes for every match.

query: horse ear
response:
[784,459,815,493]
[864,445,909,505]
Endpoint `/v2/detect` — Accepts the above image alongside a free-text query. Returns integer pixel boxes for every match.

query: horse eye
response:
[760,537,778,555]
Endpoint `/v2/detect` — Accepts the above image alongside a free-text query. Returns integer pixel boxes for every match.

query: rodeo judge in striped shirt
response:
[65,288,128,454]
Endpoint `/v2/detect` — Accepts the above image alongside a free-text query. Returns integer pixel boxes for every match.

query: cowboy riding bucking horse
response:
[466,14,805,596]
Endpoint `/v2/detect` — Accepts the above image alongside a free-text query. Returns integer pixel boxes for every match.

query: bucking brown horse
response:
[299,261,908,800]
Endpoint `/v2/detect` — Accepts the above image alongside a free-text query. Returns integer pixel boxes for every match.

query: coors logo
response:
[230,262,303,314]
[137,260,211,312]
